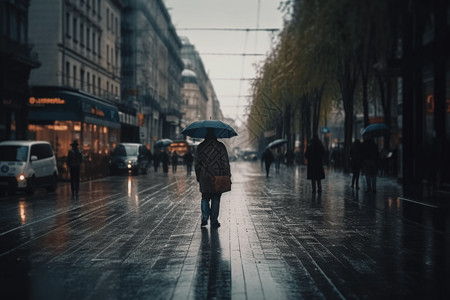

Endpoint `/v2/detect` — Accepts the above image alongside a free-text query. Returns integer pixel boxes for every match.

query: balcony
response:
[0,36,40,68]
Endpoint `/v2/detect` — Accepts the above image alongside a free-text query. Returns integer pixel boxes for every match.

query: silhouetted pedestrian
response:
[261,148,274,178]
[153,150,160,172]
[274,148,283,174]
[184,150,194,176]
[349,139,362,189]
[67,140,83,199]
[172,151,178,173]
[195,129,231,228]
[305,135,325,193]
[361,136,379,193]
[161,149,169,173]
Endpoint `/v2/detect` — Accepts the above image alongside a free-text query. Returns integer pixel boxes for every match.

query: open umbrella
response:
[266,139,287,149]
[362,123,389,136]
[154,139,173,148]
[181,120,237,139]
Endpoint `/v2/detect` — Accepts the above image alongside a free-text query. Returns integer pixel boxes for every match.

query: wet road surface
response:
[0,161,449,299]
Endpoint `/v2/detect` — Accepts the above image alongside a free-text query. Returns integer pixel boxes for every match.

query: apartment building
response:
[27,0,124,180]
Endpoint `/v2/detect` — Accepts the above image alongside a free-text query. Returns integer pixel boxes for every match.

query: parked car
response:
[241,150,258,161]
[109,143,150,175]
[0,141,58,195]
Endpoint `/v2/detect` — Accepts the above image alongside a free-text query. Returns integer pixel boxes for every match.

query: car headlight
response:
[18,174,26,181]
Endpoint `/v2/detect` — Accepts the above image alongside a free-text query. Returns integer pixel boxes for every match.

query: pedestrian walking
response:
[67,140,83,199]
[261,148,274,178]
[161,149,169,173]
[361,136,379,193]
[275,148,283,174]
[349,139,362,189]
[195,128,231,228]
[172,151,178,173]
[305,134,326,193]
[153,150,160,172]
[184,149,194,176]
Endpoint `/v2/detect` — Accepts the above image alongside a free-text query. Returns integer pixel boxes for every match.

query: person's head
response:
[205,128,216,140]
[71,140,79,149]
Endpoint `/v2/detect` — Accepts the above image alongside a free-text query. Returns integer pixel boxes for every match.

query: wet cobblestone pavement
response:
[1,161,449,299]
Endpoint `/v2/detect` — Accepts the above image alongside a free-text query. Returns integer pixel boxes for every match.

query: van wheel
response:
[46,174,58,192]
[26,176,36,195]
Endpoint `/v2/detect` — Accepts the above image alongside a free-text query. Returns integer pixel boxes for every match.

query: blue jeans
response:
[201,193,221,223]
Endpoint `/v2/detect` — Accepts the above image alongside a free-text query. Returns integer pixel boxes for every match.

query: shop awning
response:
[28,86,120,129]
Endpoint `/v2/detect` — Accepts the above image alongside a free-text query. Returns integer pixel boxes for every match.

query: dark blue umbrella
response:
[266,139,287,149]
[181,120,238,138]
[362,123,389,136]
[154,139,173,148]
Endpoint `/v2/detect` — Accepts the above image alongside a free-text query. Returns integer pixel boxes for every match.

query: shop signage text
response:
[29,97,66,105]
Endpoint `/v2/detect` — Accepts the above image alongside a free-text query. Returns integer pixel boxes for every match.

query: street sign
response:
[321,127,330,134]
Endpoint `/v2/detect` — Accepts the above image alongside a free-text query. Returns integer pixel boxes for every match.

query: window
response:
[92,74,96,94]
[80,22,84,46]
[31,144,53,160]
[106,81,109,95]
[73,66,77,87]
[86,72,90,92]
[66,13,70,36]
[73,18,77,42]
[80,69,84,89]
[111,12,114,33]
[86,27,90,49]
[97,0,101,16]
[66,62,70,85]
[111,47,114,66]
[92,32,96,53]
[115,17,118,37]
[106,44,109,64]
[98,77,101,95]
[98,36,101,57]
[115,46,118,67]
[106,8,109,29]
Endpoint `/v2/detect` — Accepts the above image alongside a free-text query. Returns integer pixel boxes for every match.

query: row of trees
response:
[247,0,405,167]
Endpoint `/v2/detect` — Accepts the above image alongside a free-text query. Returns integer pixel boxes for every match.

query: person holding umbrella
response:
[182,120,237,229]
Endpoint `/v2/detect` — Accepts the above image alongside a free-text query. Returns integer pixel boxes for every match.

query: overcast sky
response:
[164,0,285,124]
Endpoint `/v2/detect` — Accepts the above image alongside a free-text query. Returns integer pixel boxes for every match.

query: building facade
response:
[121,0,183,148]
[0,0,40,141]
[27,0,123,180]
[399,0,450,198]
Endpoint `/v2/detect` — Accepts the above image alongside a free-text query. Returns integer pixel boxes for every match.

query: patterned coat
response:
[195,138,231,194]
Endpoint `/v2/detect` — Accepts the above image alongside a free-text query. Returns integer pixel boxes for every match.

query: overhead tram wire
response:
[199,53,266,56]
[175,26,279,121]
[176,28,279,32]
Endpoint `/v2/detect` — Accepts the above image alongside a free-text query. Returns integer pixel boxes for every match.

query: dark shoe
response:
[351,185,354,188]
[211,222,221,228]
[201,220,207,227]
[356,186,360,190]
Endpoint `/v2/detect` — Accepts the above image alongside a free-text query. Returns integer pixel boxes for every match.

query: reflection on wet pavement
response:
[0,162,449,299]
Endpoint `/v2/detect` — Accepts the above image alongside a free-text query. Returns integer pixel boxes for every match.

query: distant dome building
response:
[181,69,198,84]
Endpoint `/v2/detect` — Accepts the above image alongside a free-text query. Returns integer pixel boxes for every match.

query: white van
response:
[0,141,58,195]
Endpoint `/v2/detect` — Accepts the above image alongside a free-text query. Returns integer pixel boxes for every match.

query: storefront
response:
[27,86,120,180]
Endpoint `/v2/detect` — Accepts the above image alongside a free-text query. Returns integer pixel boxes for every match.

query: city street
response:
[0,161,449,299]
